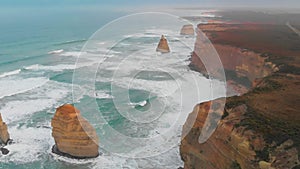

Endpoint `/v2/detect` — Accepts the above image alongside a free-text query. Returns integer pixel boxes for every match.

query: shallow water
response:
[0,7,224,169]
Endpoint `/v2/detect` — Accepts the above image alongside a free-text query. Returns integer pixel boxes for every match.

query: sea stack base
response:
[52,145,99,159]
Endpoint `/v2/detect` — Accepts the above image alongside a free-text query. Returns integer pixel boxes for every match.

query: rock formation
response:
[51,104,99,159]
[0,147,9,155]
[190,24,277,95]
[156,35,170,53]
[181,22,300,169]
[181,98,300,169]
[180,24,195,35]
[0,113,10,145]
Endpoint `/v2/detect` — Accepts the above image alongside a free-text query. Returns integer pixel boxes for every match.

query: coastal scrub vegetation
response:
[230,161,242,169]
[251,78,282,93]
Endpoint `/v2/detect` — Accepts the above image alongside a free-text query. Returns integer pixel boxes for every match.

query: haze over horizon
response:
[0,0,299,9]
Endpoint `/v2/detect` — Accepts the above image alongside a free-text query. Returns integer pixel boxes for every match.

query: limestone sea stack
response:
[156,35,170,53]
[180,24,195,35]
[0,113,10,145]
[51,104,99,159]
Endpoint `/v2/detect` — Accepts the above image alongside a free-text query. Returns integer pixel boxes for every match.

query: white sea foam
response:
[0,77,49,99]
[0,80,78,123]
[0,126,181,168]
[94,91,114,99]
[24,64,76,72]
[160,9,220,18]
[97,42,106,45]
[123,33,160,38]
[0,26,222,167]
[124,30,177,39]
[50,151,140,168]
[145,29,177,36]
[90,34,226,159]
[0,99,56,123]
[23,64,40,70]
[59,51,87,57]
[0,69,21,78]
[128,100,148,108]
[0,126,53,164]
[48,49,64,54]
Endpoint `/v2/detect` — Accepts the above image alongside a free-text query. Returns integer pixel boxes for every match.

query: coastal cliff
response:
[190,24,280,95]
[181,95,300,169]
[181,22,300,169]
[51,104,99,159]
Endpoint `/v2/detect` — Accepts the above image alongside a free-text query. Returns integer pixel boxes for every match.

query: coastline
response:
[181,16,300,168]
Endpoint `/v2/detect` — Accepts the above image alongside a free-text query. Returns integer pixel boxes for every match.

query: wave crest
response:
[0,69,21,78]
[48,49,64,55]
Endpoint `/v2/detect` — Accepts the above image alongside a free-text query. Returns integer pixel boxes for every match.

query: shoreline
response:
[181,18,300,168]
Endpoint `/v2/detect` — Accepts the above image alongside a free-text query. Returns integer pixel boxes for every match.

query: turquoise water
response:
[0,7,131,169]
[0,7,224,169]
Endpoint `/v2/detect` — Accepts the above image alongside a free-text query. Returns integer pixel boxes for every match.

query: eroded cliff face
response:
[180,99,300,169]
[190,24,278,95]
[192,44,276,81]
[181,22,300,169]
[51,104,99,159]
[181,102,256,169]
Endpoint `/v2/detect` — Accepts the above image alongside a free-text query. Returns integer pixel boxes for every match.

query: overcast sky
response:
[0,0,299,9]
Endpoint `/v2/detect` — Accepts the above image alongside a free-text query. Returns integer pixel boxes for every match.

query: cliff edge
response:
[181,21,300,169]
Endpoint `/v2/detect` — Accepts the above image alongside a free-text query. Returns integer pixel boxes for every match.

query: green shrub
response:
[230,161,242,169]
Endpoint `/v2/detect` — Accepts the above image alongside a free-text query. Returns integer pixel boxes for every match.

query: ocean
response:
[0,7,225,169]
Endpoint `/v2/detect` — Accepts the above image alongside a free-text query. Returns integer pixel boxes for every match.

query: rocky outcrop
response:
[156,35,170,53]
[182,21,300,169]
[180,24,195,35]
[0,147,9,155]
[183,61,300,168]
[180,98,300,169]
[51,104,99,159]
[181,101,256,169]
[191,44,276,85]
[0,113,10,145]
[190,27,277,95]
